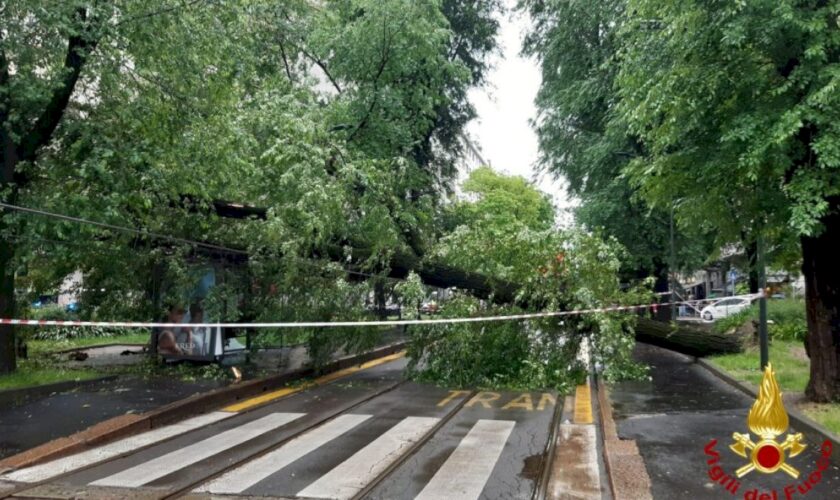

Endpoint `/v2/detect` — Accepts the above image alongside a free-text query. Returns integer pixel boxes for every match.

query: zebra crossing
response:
[415,419,516,500]
[1,357,564,500]
[3,412,524,499]
[0,411,234,484]
[91,412,305,488]
[196,413,373,495]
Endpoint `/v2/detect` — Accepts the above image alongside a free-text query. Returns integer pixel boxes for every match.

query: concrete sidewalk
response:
[608,343,840,499]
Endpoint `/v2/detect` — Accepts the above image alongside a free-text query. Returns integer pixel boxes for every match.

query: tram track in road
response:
[173,384,562,500]
[2,379,407,500]
[346,390,477,500]
[161,380,410,500]
[533,388,564,500]
[2,354,576,500]
[0,355,411,500]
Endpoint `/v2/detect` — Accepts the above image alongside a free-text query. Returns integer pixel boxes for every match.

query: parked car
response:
[31,295,57,309]
[420,301,439,314]
[701,297,753,322]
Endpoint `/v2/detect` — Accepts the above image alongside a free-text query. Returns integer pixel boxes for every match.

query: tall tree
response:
[0,0,506,373]
[618,0,840,401]
[1,1,108,372]
[520,0,708,291]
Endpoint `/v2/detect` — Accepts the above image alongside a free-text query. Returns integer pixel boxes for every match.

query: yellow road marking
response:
[222,352,406,412]
[574,381,593,424]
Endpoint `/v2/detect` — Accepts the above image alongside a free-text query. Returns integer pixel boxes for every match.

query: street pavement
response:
[0,355,569,499]
[0,376,225,460]
[609,343,840,499]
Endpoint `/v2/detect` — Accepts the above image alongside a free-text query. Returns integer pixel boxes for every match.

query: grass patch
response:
[0,359,100,391]
[801,405,840,434]
[28,333,149,357]
[709,340,810,392]
[709,340,840,435]
[1,334,148,390]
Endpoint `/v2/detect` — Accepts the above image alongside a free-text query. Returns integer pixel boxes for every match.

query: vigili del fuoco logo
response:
[703,364,834,499]
[730,362,806,478]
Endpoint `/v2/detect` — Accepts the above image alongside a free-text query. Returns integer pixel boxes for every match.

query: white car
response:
[701,297,753,322]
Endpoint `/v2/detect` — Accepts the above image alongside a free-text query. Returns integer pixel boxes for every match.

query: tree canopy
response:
[522,0,840,401]
[520,0,711,290]
[0,0,504,371]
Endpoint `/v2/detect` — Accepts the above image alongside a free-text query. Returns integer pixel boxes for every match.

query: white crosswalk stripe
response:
[90,412,304,488]
[297,416,441,500]
[416,419,516,500]
[195,413,373,494]
[0,411,233,484]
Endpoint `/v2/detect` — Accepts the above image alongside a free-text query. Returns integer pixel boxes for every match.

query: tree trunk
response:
[374,280,387,320]
[803,196,840,402]
[744,239,759,293]
[0,181,17,373]
[634,317,746,356]
[206,201,522,305]
[1,103,18,373]
[0,218,16,374]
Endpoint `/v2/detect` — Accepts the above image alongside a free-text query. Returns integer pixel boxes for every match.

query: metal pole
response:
[670,204,676,321]
[758,232,769,370]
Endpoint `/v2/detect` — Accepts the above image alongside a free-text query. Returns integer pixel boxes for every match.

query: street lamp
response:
[758,232,769,370]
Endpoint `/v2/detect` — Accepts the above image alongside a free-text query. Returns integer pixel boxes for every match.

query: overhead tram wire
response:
[0,201,248,255]
[0,201,404,283]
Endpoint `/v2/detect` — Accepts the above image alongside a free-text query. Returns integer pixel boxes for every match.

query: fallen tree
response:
[197,199,519,305]
[207,199,742,356]
[634,317,747,356]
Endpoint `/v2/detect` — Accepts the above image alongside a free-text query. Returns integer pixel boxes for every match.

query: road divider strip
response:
[574,381,593,425]
[0,301,683,329]
[222,351,406,412]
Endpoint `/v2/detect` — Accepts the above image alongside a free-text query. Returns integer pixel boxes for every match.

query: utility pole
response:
[758,232,769,370]
[670,204,676,321]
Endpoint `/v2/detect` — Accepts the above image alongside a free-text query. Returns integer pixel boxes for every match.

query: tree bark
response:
[743,238,760,293]
[0,31,16,373]
[803,196,840,402]
[634,317,746,356]
[202,201,521,304]
[0,202,16,374]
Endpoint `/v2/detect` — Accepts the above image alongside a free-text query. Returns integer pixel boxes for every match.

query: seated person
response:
[156,305,186,356]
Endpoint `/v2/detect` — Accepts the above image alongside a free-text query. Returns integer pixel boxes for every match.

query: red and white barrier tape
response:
[0,301,679,329]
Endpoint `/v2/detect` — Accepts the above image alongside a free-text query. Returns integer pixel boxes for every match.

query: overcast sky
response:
[466,1,576,222]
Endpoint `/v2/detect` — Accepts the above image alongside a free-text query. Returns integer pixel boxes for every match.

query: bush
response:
[712,299,807,342]
[712,308,753,334]
[767,299,807,341]
[25,305,135,341]
[29,304,76,322]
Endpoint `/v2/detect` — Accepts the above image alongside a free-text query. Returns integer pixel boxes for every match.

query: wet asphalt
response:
[610,343,840,499]
[6,357,559,499]
[0,376,225,459]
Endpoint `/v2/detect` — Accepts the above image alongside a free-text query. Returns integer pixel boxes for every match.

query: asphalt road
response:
[0,376,225,460]
[1,356,562,499]
[610,343,840,499]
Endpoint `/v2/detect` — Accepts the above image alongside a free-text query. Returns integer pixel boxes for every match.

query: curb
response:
[51,343,146,355]
[696,358,840,450]
[0,342,406,470]
[595,377,653,500]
